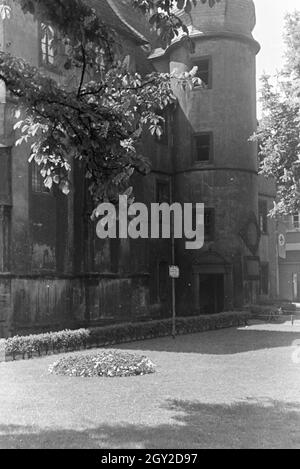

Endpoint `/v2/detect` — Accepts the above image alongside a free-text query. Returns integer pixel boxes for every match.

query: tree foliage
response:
[255,11,300,216]
[0,0,217,204]
[132,0,221,49]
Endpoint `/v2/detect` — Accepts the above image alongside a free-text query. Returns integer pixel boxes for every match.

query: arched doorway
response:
[192,252,233,314]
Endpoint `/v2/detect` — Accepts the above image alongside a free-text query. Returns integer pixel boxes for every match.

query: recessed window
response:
[193,133,213,163]
[31,164,49,194]
[110,237,120,273]
[40,23,56,66]
[156,180,171,230]
[260,263,269,295]
[258,199,268,235]
[123,54,136,73]
[204,208,215,241]
[192,207,215,241]
[193,58,211,89]
[155,110,169,145]
[110,219,120,273]
[0,147,11,204]
[0,205,11,271]
[156,180,170,204]
[98,48,107,73]
[293,212,300,229]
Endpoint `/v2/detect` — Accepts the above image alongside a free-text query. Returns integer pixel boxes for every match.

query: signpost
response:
[169,265,180,339]
[169,180,179,339]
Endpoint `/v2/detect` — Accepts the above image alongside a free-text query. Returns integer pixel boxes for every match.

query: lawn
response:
[0,320,300,449]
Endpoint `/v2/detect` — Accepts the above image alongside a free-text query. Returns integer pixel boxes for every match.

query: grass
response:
[0,321,300,449]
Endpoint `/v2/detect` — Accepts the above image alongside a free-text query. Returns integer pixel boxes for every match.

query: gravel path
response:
[0,321,300,449]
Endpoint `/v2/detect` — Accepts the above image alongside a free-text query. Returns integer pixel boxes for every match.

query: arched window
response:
[40,23,55,66]
[31,164,49,194]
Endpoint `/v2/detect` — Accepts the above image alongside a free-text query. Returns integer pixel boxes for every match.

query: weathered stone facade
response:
[0,0,278,337]
[278,214,300,302]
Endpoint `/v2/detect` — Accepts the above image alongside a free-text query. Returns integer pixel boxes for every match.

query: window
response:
[155,110,169,145]
[192,207,215,242]
[259,199,268,235]
[97,47,110,75]
[193,133,213,163]
[110,219,121,272]
[31,164,49,194]
[0,205,11,271]
[293,212,300,229]
[0,147,11,204]
[156,180,171,232]
[40,23,56,66]
[193,58,211,89]
[123,54,136,73]
[204,208,215,241]
[260,263,269,295]
[156,180,170,204]
[110,237,120,273]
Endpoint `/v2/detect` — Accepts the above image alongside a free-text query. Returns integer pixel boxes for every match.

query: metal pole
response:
[172,241,176,339]
[170,180,176,339]
[275,220,280,299]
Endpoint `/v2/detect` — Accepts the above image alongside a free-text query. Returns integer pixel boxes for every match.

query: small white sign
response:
[278,233,286,259]
[278,234,285,247]
[169,265,180,279]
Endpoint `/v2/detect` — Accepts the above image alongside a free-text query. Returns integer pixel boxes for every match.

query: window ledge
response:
[192,162,214,168]
[39,63,63,76]
[31,191,53,197]
[192,86,212,92]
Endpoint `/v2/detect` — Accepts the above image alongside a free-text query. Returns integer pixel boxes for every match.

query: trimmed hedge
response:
[247,303,297,317]
[257,299,296,310]
[5,329,90,359]
[2,311,250,361]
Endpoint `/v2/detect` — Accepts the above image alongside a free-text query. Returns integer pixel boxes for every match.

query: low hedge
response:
[2,311,250,361]
[247,303,297,316]
[257,299,296,311]
[5,329,90,359]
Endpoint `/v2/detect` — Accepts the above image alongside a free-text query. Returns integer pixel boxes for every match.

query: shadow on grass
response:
[1,399,299,449]
[113,327,300,355]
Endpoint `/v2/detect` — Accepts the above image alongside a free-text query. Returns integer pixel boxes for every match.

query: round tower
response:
[150,0,261,312]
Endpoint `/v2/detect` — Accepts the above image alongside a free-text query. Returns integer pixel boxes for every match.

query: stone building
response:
[0,0,278,337]
[258,176,277,300]
[278,214,300,302]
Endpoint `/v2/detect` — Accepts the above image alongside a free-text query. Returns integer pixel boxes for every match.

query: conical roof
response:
[86,0,153,45]
[174,0,256,39]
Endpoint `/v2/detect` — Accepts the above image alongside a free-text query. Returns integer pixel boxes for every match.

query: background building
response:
[278,213,300,302]
[258,176,278,301]
[0,0,278,337]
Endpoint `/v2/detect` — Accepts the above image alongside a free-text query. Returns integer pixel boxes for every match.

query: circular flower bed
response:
[49,350,156,378]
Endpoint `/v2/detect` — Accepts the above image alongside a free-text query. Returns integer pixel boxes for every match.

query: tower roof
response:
[87,0,153,45]
[149,0,259,59]
[174,0,256,38]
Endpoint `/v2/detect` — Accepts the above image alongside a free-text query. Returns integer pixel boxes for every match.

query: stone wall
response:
[0,0,278,336]
[0,273,160,337]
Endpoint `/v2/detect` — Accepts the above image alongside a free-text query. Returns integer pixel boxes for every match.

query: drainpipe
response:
[275,219,280,299]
